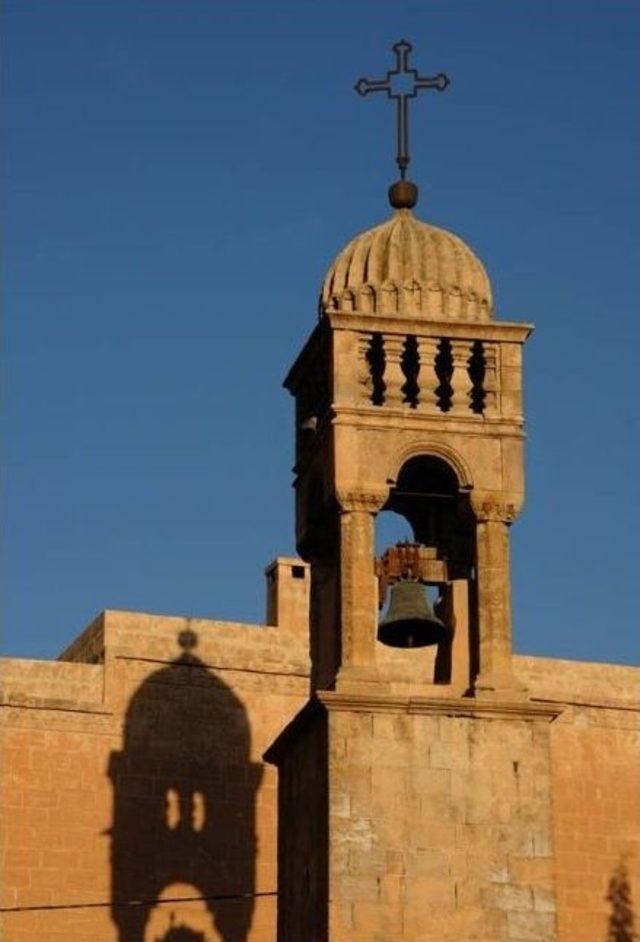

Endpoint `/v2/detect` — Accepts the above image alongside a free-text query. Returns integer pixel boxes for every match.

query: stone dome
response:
[321,208,493,322]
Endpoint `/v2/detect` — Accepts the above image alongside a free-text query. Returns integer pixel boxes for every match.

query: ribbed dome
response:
[321,208,493,322]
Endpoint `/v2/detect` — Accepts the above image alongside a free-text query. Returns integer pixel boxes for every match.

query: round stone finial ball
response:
[389,179,419,209]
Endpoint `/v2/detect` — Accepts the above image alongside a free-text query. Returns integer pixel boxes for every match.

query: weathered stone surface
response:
[3,603,638,942]
[1,603,310,942]
[3,188,638,942]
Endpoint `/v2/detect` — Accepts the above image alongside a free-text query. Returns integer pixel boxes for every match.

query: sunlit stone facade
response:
[2,198,638,942]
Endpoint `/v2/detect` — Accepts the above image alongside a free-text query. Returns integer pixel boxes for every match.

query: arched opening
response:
[382,455,474,581]
[375,509,412,557]
[374,454,476,685]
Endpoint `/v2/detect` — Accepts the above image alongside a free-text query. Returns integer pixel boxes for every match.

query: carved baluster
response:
[357,334,374,404]
[483,342,499,417]
[416,336,440,411]
[449,339,474,415]
[383,335,406,408]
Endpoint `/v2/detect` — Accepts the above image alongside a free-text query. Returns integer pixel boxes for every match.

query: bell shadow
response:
[108,630,263,942]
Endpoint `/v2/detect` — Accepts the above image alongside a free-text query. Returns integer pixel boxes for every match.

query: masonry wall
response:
[516,656,640,942]
[320,700,559,942]
[1,617,638,942]
[1,610,309,942]
[274,706,328,942]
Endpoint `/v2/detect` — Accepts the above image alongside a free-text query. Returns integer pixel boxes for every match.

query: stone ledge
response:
[0,692,111,715]
[114,653,309,679]
[318,691,563,722]
[530,695,640,714]
[332,406,525,437]
[327,312,534,342]
[264,693,562,766]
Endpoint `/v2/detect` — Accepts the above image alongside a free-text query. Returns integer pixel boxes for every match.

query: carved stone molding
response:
[388,440,474,491]
[335,487,388,514]
[263,694,563,766]
[317,691,563,722]
[470,494,521,524]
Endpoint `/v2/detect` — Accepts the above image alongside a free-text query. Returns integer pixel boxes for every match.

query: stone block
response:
[507,909,556,941]
[482,882,533,912]
[429,739,469,771]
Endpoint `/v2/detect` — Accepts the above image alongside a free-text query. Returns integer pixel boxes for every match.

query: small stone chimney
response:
[265,557,310,640]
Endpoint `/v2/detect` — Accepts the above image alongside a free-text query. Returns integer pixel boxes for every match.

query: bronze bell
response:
[378,580,448,649]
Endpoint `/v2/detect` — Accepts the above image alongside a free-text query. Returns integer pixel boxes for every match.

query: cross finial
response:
[355,40,450,207]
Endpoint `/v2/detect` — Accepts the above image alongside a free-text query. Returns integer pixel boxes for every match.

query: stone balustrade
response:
[355,330,508,417]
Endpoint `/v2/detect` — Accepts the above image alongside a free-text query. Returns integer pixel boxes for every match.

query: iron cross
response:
[355,40,449,179]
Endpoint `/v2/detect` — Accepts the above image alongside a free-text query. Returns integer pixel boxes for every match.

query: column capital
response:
[336,487,388,514]
[470,494,521,524]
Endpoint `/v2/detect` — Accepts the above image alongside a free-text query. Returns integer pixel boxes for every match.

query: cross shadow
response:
[108,630,263,942]
[606,858,635,942]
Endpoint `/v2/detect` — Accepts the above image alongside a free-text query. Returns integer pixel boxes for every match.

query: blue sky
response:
[3,1,638,664]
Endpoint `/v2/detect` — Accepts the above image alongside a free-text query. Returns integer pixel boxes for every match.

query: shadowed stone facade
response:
[1,195,638,941]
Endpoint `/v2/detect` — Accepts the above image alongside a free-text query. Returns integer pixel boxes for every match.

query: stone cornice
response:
[326,312,533,343]
[335,487,389,513]
[331,406,526,438]
[0,692,112,715]
[317,690,563,721]
[470,495,521,523]
[530,695,640,714]
[264,692,563,765]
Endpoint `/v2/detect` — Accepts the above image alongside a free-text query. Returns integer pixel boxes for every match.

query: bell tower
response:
[266,41,560,942]
[285,178,531,699]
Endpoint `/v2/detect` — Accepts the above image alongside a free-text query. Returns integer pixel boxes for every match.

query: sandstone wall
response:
[516,655,640,942]
[1,614,638,942]
[1,609,309,942]
[271,705,328,940]
[270,695,560,942]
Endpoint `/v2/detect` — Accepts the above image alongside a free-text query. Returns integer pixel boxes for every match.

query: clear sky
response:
[3,1,638,664]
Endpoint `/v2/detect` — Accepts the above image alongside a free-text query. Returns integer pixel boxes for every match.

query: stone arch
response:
[380,448,476,583]
[386,441,474,492]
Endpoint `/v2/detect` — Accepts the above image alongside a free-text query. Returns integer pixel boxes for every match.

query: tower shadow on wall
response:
[606,858,635,942]
[108,630,263,942]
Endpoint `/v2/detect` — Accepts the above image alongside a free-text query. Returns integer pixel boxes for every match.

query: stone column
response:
[472,498,525,698]
[449,339,473,415]
[416,336,440,411]
[335,489,386,689]
[449,579,471,692]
